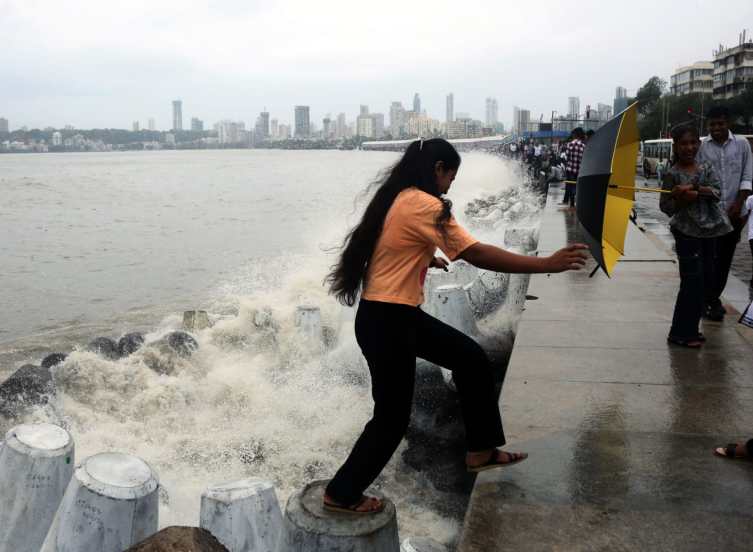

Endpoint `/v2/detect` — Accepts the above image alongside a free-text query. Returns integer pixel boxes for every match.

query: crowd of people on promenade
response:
[501,127,593,207]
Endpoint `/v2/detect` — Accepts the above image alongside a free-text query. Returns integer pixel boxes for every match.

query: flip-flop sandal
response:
[713,443,749,460]
[667,335,703,348]
[467,450,528,473]
[323,495,385,515]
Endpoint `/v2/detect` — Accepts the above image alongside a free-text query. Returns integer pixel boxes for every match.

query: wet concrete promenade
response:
[458,183,753,552]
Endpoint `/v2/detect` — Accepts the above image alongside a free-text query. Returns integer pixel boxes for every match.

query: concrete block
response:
[0,423,75,552]
[506,273,532,311]
[200,478,282,552]
[429,285,478,336]
[279,480,399,552]
[401,537,448,552]
[466,271,509,318]
[41,452,159,552]
[294,306,322,341]
[504,227,538,252]
[183,310,211,331]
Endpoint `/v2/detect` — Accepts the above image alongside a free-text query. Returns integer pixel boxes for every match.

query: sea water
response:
[0,149,540,546]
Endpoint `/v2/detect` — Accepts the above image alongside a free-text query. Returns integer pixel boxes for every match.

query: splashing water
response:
[4,152,542,547]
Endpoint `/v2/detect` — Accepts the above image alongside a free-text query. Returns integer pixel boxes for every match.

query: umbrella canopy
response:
[576,102,639,276]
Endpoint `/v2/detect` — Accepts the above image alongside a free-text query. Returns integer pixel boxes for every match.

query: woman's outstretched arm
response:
[458,242,588,274]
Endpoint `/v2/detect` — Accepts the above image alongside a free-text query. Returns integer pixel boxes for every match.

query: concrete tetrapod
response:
[199,478,282,552]
[0,423,75,552]
[279,480,399,552]
[401,537,448,552]
[41,452,159,552]
[294,305,323,341]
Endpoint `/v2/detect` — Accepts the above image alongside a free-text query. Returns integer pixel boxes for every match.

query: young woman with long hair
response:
[324,138,588,514]
[660,124,732,348]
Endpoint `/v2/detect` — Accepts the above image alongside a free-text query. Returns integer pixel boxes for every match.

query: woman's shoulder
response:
[395,187,443,212]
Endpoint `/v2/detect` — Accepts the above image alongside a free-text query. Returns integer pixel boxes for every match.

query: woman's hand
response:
[671,184,692,200]
[430,256,449,271]
[544,244,589,273]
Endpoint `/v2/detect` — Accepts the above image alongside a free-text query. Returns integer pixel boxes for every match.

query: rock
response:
[125,527,228,551]
[402,537,448,552]
[86,337,121,360]
[166,331,199,357]
[118,332,145,357]
[0,423,75,552]
[0,364,54,418]
[41,353,67,369]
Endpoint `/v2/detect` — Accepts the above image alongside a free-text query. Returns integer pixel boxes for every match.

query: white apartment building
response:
[670,61,714,95]
[712,32,753,99]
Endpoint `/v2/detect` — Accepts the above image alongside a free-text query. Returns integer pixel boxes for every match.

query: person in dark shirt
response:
[660,124,732,347]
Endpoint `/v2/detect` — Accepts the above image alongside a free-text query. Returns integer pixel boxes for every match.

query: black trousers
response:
[326,299,505,506]
[670,230,717,339]
[563,172,577,206]
[710,226,742,308]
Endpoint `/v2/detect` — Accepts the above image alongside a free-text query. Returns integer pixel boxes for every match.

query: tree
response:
[635,76,667,116]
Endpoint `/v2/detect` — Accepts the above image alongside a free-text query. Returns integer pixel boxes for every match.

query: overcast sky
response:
[2,0,752,130]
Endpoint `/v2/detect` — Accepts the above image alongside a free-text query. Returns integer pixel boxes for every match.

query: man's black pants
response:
[326,299,505,506]
[709,225,742,309]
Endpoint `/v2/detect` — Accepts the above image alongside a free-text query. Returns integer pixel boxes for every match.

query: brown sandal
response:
[467,449,528,473]
[323,495,385,515]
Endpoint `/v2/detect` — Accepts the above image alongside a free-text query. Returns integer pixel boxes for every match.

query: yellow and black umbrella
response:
[575,102,648,276]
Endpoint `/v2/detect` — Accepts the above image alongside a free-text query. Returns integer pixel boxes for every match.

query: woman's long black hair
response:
[326,138,461,306]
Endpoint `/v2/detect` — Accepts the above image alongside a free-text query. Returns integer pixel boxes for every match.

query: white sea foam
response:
[13,153,542,547]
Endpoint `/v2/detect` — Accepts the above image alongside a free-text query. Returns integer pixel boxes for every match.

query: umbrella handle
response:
[563,181,689,195]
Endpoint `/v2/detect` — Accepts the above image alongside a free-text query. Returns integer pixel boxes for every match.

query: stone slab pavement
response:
[458,182,753,552]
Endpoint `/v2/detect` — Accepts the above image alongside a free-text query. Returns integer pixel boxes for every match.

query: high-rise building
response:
[513,108,531,134]
[336,113,347,139]
[256,111,270,139]
[713,32,753,99]
[614,86,629,115]
[485,97,498,126]
[148,118,156,131]
[372,113,385,139]
[172,100,183,131]
[323,116,333,139]
[360,105,369,116]
[52,131,62,146]
[356,114,375,138]
[191,117,204,132]
[567,96,580,119]
[413,93,421,115]
[446,94,454,123]
[294,106,310,138]
[597,103,612,121]
[278,124,291,139]
[389,102,406,138]
[217,120,245,144]
[0,117,9,133]
[132,121,140,132]
[271,118,279,139]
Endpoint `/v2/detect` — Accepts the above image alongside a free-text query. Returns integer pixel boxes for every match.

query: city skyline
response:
[2,1,751,131]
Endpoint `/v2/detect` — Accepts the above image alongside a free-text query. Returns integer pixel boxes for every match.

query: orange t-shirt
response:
[361,187,478,306]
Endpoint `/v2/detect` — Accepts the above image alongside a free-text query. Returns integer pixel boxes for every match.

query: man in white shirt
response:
[741,196,753,289]
[697,106,753,320]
